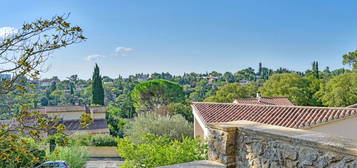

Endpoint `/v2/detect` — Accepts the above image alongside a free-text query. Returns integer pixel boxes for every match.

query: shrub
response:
[45,133,70,146]
[47,146,89,168]
[167,102,193,122]
[0,136,46,168]
[125,113,193,143]
[68,133,117,146]
[89,134,117,146]
[69,133,93,146]
[0,135,46,168]
[117,134,207,168]
[108,115,130,137]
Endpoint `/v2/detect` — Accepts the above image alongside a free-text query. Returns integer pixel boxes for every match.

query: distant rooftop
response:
[63,119,109,134]
[34,106,106,113]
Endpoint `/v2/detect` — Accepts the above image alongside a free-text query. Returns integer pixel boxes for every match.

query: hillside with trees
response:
[0,13,356,167]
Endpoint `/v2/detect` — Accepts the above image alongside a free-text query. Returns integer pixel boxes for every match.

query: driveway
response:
[86,158,124,168]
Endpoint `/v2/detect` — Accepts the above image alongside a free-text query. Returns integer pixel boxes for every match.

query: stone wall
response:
[208,120,357,168]
[86,146,119,158]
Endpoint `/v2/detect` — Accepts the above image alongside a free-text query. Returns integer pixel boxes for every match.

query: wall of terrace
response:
[208,120,357,168]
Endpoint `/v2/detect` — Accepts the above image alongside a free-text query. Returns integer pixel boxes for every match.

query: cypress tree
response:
[91,64,104,105]
[312,61,319,78]
[258,62,262,76]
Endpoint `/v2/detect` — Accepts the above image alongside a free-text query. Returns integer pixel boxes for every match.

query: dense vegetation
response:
[117,134,207,168]
[125,113,193,144]
[1,63,355,119]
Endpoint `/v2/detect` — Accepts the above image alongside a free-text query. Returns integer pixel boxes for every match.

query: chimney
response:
[256,92,261,103]
[85,105,94,121]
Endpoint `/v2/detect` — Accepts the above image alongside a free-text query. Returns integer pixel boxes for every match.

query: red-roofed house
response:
[33,106,109,134]
[192,102,357,140]
[233,97,294,106]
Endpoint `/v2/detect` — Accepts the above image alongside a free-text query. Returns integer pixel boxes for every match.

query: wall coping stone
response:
[157,160,226,168]
[209,120,357,157]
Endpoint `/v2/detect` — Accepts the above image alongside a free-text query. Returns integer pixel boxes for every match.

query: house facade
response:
[193,102,357,140]
[34,105,109,134]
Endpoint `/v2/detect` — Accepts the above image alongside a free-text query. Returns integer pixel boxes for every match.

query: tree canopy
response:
[343,50,357,71]
[259,73,310,105]
[204,83,257,103]
[0,14,85,94]
[317,72,357,107]
[131,79,185,113]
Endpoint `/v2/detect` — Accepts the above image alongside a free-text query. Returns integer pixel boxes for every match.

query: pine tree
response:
[91,63,104,105]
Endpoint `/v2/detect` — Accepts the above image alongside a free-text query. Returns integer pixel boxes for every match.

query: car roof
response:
[44,161,66,163]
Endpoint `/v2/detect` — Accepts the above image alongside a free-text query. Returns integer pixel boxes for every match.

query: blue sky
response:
[1,0,356,79]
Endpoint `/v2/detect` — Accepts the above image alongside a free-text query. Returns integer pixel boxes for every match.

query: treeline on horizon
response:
[1,61,355,117]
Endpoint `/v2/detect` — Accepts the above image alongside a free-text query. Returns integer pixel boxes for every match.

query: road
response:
[85,158,124,168]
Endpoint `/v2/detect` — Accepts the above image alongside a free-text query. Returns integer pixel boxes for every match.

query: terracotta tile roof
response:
[62,119,109,131]
[192,102,357,129]
[233,97,294,106]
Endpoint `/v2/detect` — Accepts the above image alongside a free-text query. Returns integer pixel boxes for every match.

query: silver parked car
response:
[35,161,70,168]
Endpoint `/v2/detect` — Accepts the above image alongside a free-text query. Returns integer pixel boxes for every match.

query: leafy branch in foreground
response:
[0,14,86,167]
[0,13,86,94]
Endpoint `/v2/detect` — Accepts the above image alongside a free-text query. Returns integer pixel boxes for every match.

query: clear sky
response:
[1,0,356,79]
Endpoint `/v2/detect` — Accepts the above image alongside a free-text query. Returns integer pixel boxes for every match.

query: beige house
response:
[34,105,109,134]
[193,102,357,140]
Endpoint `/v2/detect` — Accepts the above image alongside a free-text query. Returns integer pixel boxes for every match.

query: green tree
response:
[0,14,85,94]
[342,50,357,71]
[108,94,135,118]
[311,61,319,78]
[223,72,235,83]
[131,79,184,113]
[205,83,257,103]
[125,113,193,144]
[305,75,323,106]
[91,64,104,105]
[316,72,357,107]
[235,68,256,81]
[167,102,193,122]
[260,73,310,105]
[0,14,85,167]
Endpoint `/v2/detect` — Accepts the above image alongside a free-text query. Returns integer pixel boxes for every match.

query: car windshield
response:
[37,162,64,168]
